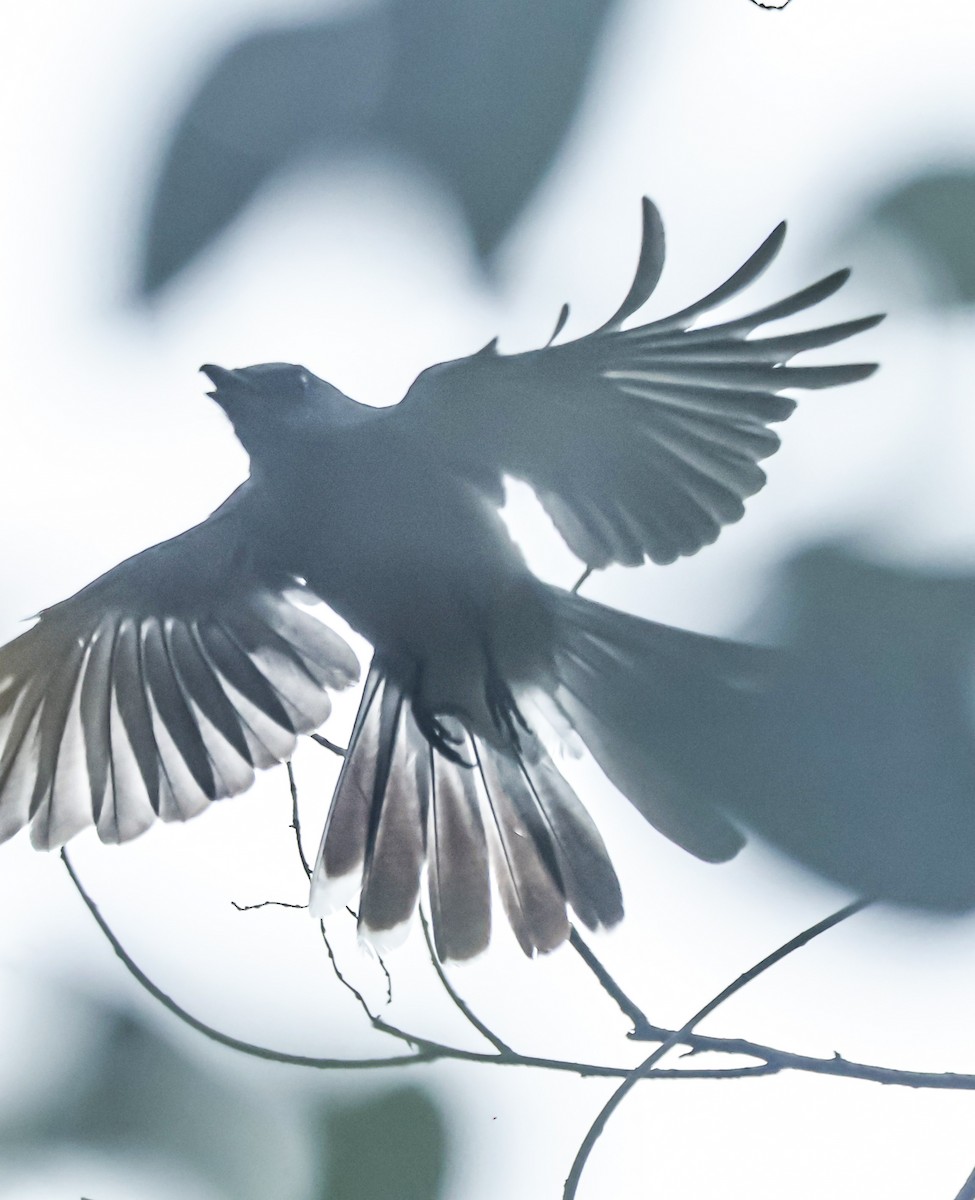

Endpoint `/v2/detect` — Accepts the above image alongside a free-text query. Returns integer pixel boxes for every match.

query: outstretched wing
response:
[394,198,884,569]
[0,487,359,850]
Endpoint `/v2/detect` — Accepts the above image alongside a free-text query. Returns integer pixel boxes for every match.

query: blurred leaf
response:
[724,545,975,911]
[315,1085,448,1200]
[138,0,624,298]
[0,997,301,1200]
[139,9,391,297]
[848,169,975,308]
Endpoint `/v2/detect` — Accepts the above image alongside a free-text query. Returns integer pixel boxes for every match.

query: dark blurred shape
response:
[0,996,294,1199]
[723,544,975,911]
[316,1085,447,1200]
[847,169,975,308]
[139,0,623,298]
[140,10,390,298]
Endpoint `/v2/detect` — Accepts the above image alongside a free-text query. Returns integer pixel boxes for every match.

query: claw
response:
[484,666,530,750]
[414,705,473,767]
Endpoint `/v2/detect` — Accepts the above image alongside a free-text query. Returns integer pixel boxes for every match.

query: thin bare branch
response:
[318,919,383,1025]
[571,567,593,594]
[61,847,423,1072]
[569,927,653,1038]
[311,733,348,756]
[232,900,307,912]
[420,908,514,1054]
[60,853,975,1098]
[286,760,312,878]
[563,898,871,1200]
[375,943,393,1005]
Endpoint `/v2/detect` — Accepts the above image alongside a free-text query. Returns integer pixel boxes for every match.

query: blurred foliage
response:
[139,0,626,298]
[846,168,975,308]
[725,544,975,912]
[0,997,296,1199]
[0,989,449,1199]
[315,1085,447,1200]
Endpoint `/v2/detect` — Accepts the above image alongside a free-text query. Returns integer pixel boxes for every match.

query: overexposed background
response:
[3,1,975,1196]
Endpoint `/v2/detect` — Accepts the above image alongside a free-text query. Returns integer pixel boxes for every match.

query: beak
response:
[201,363,245,389]
[200,364,255,411]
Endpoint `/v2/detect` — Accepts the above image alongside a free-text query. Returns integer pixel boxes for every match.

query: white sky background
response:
[3,0,975,1196]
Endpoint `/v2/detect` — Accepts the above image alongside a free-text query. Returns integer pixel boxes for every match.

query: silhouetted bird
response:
[0,201,882,958]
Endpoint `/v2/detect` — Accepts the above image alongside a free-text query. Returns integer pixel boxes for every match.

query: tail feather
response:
[310,587,762,958]
[480,735,622,935]
[472,739,573,956]
[309,667,383,908]
[548,586,762,863]
[357,691,428,941]
[311,661,624,960]
[427,739,491,961]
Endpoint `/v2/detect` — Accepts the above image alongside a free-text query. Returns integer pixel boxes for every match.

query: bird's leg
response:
[483,651,531,752]
[409,660,473,767]
[414,707,472,767]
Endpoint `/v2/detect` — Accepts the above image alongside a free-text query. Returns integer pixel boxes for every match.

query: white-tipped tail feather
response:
[310,585,767,960]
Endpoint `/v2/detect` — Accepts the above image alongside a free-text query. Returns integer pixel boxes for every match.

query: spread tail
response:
[309,662,623,960]
[309,589,764,959]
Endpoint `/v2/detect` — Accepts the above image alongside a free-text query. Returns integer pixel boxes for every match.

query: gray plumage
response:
[0,200,882,958]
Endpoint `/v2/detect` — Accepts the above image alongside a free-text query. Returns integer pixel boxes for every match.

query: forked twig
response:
[563,898,871,1199]
[60,849,975,1101]
[569,927,653,1038]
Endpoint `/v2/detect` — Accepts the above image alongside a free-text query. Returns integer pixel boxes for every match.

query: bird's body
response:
[0,201,883,958]
[224,397,548,739]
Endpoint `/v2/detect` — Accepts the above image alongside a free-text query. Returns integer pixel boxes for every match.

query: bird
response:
[0,200,883,960]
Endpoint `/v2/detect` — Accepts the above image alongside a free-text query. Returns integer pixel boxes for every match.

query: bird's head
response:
[200,362,356,459]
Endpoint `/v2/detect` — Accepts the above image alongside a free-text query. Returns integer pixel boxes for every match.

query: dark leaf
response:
[138,0,625,297]
[847,169,975,308]
[719,544,975,911]
[0,994,289,1200]
[315,1085,448,1200]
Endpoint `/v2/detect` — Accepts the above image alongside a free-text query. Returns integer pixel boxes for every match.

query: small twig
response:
[61,847,423,1072]
[318,919,383,1025]
[571,567,593,594]
[289,760,393,1006]
[345,905,393,1005]
[569,927,654,1038]
[311,733,348,756]
[419,909,514,1054]
[62,852,975,1095]
[56,849,778,1082]
[232,900,307,912]
[563,898,871,1200]
[287,761,312,879]
[374,943,394,1006]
